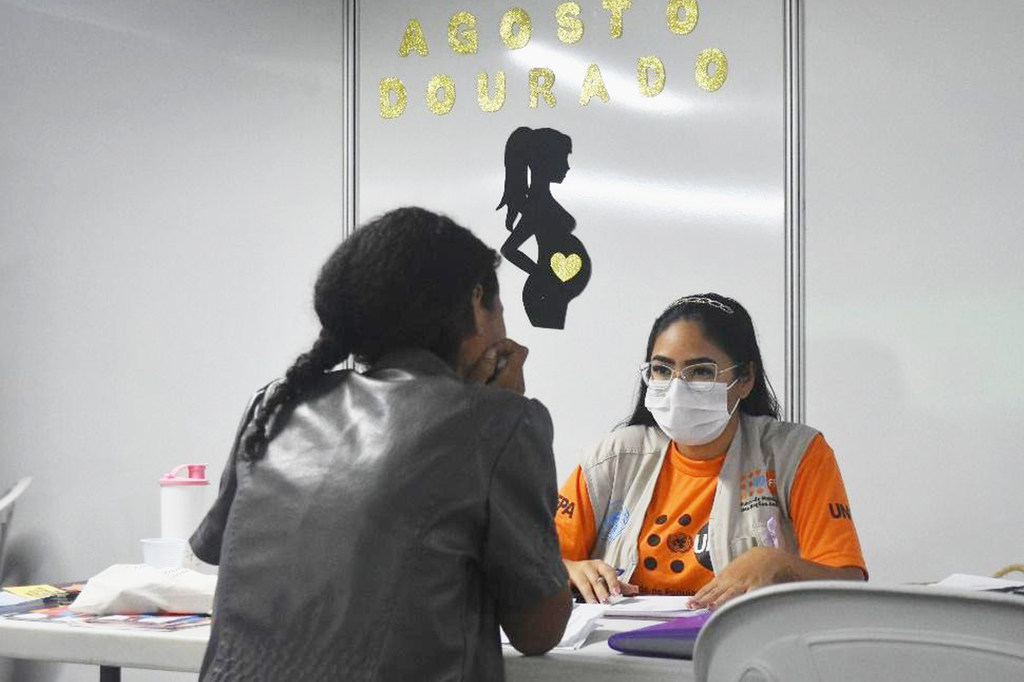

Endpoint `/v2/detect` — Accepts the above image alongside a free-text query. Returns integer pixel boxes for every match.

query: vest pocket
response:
[729,535,758,556]
[731,518,794,557]
[731,520,776,554]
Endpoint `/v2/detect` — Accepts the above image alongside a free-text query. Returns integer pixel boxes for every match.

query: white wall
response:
[804,0,1024,583]
[0,1,345,680]
[2,1,1024,680]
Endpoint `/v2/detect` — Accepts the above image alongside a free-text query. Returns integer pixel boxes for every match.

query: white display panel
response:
[804,0,1024,582]
[357,1,790,476]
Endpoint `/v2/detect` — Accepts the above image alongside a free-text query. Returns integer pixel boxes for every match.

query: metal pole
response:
[343,0,358,241]
[340,0,359,370]
[784,0,806,424]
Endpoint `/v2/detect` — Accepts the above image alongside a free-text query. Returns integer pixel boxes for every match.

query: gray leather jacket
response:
[191,349,567,681]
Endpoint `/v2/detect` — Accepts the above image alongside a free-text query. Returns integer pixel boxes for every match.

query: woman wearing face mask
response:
[555,293,866,609]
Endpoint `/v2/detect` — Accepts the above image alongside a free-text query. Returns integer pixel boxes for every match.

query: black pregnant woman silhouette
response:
[496,127,591,330]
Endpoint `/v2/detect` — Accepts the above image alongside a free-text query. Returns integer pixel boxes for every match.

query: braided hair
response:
[241,207,500,461]
[623,292,780,428]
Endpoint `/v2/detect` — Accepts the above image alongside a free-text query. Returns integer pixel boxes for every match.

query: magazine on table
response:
[3,604,210,630]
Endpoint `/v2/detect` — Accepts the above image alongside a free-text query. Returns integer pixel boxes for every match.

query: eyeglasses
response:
[638,361,740,392]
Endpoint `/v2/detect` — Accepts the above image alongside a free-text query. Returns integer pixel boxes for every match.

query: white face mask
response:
[644,378,739,446]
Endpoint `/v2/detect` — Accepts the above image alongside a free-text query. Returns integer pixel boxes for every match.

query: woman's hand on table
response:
[689,547,866,610]
[563,559,639,604]
[689,547,795,610]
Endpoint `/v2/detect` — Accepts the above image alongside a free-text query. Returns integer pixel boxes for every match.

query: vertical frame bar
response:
[784,0,805,423]
[340,0,358,369]
[342,0,358,241]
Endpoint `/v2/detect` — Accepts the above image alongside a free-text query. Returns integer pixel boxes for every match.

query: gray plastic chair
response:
[0,477,32,582]
[694,581,1024,682]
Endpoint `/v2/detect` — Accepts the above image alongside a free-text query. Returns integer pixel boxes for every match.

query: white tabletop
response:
[0,616,694,681]
[0,618,209,672]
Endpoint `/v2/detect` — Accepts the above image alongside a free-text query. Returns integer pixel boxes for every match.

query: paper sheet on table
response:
[604,595,707,619]
[501,603,606,650]
[930,573,1024,591]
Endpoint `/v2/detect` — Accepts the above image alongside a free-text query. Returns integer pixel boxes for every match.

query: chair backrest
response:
[693,581,1024,682]
[0,477,32,582]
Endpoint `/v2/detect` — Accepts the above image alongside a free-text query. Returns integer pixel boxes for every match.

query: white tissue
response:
[69,564,217,615]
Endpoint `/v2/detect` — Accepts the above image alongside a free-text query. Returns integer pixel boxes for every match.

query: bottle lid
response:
[159,463,209,486]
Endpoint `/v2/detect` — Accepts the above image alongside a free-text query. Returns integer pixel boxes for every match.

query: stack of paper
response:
[604,595,707,620]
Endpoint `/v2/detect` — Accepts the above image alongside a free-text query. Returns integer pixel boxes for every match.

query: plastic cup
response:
[141,538,187,568]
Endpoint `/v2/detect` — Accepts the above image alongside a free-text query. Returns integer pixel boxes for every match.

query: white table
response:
[0,618,208,681]
[0,616,694,681]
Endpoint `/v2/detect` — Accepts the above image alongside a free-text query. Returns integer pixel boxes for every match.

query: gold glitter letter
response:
[398,19,429,57]
[529,68,556,108]
[695,48,727,92]
[637,56,666,97]
[601,0,632,39]
[579,63,610,106]
[556,2,584,45]
[478,71,506,112]
[448,11,478,55]
[666,0,699,35]
[500,8,533,50]
[379,77,407,119]
[426,74,456,115]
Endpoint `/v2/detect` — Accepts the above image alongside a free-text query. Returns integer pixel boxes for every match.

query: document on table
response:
[604,595,707,620]
[930,573,1024,592]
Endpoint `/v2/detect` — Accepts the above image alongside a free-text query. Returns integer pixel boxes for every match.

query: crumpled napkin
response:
[69,564,217,615]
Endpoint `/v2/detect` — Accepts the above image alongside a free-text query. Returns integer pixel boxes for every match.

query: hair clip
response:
[670,296,734,314]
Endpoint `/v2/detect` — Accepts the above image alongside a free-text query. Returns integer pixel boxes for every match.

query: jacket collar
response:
[370,348,458,379]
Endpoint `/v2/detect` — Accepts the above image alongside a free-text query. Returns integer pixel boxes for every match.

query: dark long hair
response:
[624,293,780,427]
[241,207,500,460]
[496,126,572,231]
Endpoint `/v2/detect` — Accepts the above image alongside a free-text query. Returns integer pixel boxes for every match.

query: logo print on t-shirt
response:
[666,531,693,554]
[599,500,630,542]
[694,523,713,571]
[828,502,852,519]
[740,468,779,512]
[557,494,575,518]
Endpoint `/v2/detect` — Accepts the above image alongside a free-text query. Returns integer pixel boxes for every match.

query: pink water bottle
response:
[159,463,209,540]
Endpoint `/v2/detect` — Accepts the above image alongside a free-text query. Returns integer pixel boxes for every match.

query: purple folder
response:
[607,611,713,659]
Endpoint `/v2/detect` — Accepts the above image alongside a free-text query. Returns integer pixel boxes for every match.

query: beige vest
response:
[581,415,818,578]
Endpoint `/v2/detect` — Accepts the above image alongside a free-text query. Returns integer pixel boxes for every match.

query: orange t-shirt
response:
[555,433,866,596]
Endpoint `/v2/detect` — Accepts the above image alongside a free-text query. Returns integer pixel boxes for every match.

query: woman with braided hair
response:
[190,207,571,681]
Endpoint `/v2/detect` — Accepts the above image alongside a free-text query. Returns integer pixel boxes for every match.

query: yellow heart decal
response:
[550,252,583,282]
